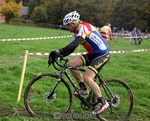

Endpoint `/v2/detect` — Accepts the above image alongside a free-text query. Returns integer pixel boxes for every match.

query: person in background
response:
[131,27,137,44]
[48,11,110,114]
[120,28,125,37]
[137,29,143,45]
[99,23,113,42]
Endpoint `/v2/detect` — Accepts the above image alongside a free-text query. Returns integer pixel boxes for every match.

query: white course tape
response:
[109,50,128,54]
[131,49,150,52]
[25,49,150,56]
[123,36,147,39]
[0,35,72,42]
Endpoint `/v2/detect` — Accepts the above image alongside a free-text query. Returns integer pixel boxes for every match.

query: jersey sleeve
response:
[59,36,83,56]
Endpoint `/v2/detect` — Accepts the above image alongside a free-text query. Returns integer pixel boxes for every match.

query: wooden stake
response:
[17,50,28,102]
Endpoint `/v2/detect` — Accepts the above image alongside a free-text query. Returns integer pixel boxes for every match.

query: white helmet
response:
[106,23,111,27]
[63,11,80,26]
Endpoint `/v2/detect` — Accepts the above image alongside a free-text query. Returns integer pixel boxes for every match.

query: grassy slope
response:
[0,24,150,121]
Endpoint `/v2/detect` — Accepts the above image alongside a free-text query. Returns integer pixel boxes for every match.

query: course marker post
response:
[17,50,28,102]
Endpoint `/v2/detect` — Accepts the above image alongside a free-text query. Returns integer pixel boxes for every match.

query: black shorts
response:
[80,52,110,74]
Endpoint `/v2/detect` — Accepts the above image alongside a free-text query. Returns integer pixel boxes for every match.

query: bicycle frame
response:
[48,62,93,109]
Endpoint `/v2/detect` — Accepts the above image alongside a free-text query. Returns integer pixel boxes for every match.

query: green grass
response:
[0,24,150,121]
[0,24,71,39]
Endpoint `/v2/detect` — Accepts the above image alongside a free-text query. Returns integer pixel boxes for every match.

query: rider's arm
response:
[58,36,83,56]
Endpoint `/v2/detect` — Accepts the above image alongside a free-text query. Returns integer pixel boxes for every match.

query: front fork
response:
[47,79,61,99]
[47,70,64,99]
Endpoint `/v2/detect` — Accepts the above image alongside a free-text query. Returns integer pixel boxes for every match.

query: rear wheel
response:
[97,78,134,121]
[24,73,73,119]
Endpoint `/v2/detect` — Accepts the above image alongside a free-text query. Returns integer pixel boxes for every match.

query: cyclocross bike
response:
[24,54,134,121]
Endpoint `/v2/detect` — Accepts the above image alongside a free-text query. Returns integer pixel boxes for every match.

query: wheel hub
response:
[44,92,56,103]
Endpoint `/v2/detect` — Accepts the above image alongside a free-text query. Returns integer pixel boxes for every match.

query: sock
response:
[97,97,105,104]
[79,82,87,90]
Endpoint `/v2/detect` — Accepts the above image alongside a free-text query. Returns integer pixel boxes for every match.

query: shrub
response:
[0,0,22,22]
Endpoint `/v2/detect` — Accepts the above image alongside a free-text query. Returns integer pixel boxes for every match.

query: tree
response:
[112,0,150,30]
[31,6,48,23]
[0,0,22,22]
[28,0,41,17]
[15,0,30,6]
[27,0,150,30]
[45,0,76,24]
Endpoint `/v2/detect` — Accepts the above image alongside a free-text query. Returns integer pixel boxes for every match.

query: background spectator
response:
[131,27,137,44]
[120,28,125,36]
[137,29,143,45]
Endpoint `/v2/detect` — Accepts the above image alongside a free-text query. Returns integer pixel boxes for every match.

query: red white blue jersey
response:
[74,22,109,54]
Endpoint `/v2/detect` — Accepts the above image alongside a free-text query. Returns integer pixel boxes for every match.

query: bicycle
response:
[24,54,134,121]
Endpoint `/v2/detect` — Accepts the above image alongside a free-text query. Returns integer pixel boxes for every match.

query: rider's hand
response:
[48,50,61,65]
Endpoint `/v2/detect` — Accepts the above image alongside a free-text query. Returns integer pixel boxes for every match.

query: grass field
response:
[0,24,150,121]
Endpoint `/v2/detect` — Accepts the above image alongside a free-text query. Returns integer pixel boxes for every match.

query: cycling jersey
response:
[59,22,109,56]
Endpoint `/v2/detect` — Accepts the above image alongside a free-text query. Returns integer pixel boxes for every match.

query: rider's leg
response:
[68,56,87,91]
[84,69,109,114]
[83,69,102,97]
[69,58,104,99]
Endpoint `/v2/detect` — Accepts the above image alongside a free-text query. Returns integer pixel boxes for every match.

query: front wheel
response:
[97,79,134,121]
[24,73,73,119]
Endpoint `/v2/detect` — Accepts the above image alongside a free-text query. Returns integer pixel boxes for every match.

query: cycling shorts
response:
[80,52,110,74]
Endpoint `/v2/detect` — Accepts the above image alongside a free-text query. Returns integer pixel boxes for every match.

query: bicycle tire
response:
[96,78,134,121]
[24,73,73,119]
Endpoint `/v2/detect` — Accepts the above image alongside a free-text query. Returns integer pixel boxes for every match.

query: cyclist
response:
[99,23,113,42]
[49,11,110,114]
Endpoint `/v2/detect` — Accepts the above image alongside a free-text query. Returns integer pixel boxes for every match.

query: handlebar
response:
[49,52,69,71]
[48,52,85,72]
